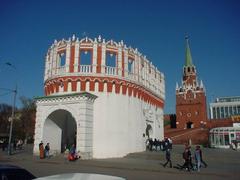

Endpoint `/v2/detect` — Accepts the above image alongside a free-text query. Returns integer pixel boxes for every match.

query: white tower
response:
[33,35,165,159]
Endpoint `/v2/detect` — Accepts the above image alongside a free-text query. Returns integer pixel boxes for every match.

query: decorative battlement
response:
[44,35,165,102]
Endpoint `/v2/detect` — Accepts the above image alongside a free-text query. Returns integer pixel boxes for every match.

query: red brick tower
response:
[176,37,208,129]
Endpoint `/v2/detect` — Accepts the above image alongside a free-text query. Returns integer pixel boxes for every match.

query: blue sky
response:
[0,0,239,114]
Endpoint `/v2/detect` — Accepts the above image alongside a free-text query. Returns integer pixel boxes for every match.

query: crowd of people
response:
[146,137,208,172]
[38,141,80,161]
[1,138,24,152]
[38,138,207,172]
[38,141,50,159]
[146,137,172,151]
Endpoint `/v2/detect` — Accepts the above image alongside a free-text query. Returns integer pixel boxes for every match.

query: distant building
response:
[175,37,208,129]
[209,125,240,149]
[209,96,240,119]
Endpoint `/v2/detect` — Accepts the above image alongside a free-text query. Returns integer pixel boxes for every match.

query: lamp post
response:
[1,62,17,155]
[7,85,17,155]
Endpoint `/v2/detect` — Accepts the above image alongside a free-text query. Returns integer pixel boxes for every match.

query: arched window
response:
[106,51,116,67]
[128,59,133,73]
[80,50,92,65]
[59,52,66,66]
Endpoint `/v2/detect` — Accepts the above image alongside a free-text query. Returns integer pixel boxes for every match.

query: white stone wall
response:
[33,92,164,159]
[92,91,164,158]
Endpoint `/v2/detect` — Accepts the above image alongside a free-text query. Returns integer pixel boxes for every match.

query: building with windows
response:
[33,35,165,159]
[209,125,240,149]
[175,37,208,129]
[209,96,240,120]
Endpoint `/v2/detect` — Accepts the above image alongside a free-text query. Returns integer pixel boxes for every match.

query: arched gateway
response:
[34,35,165,159]
[43,109,76,153]
[33,93,97,159]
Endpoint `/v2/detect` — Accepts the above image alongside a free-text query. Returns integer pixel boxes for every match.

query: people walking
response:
[68,144,78,161]
[45,143,50,158]
[39,141,44,159]
[181,145,193,171]
[199,145,207,168]
[194,146,201,172]
[163,148,172,168]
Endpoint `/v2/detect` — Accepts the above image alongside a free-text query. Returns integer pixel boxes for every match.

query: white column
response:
[67,81,72,92]
[76,81,81,92]
[92,42,98,73]
[223,106,226,118]
[117,46,122,76]
[76,97,94,159]
[136,54,141,82]
[44,53,49,81]
[65,41,71,73]
[74,41,80,72]
[228,106,230,117]
[49,48,54,76]
[101,43,106,73]
[134,54,138,81]
[52,46,58,75]
[144,60,147,86]
[210,106,213,119]
[124,48,128,77]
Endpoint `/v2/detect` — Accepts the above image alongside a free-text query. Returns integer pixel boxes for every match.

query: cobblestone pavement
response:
[0,144,240,180]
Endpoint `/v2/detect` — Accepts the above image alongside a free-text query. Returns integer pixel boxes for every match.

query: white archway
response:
[42,109,77,153]
[34,92,97,159]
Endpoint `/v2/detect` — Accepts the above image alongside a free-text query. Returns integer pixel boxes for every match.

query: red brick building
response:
[175,37,208,129]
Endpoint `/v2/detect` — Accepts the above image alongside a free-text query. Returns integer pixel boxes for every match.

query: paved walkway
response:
[0,144,240,180]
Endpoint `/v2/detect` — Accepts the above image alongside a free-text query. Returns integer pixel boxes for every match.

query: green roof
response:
[185,37,193,67]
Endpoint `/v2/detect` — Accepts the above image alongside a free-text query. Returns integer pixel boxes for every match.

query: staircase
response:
[164,128,209,145]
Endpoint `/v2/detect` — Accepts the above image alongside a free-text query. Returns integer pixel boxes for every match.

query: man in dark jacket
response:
[163,148,172,168]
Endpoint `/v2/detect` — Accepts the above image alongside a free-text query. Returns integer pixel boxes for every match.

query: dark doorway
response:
[186,121,193,129]
[43,109,77,153]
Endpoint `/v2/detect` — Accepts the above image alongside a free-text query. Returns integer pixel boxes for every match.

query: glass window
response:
[220,107,224,118]
[233,106,237,115]
[59,52,66,66]
[217,107,221,119]
[225,107,229,118]
[213,107,216,119]
[237,106,240,114]
[128,59,133,73]
[224,134,229,145]
[215,134,219,145]
[229,107,233,116]
[219,134,224,145]
[80,50,92,65]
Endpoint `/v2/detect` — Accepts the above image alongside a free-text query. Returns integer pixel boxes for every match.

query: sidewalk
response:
[1,144,240,180]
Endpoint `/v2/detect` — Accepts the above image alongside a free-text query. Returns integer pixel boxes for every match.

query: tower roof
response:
[185,36,193,67]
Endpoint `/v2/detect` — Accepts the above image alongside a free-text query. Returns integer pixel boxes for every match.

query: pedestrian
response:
[68,144,78,161]
[181,145,193,171]
[194,146,201,172]
[149,138,153,151]
[39,141,44,159]
[164,137,170,150]
[45,143,50,158]
[168,137,173,149]
[163,148,172,168]
[199,145,207,168]
[2,139,7,151]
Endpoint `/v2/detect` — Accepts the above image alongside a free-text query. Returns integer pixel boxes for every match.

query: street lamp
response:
[8,86,17,155]
[0,62,17,155]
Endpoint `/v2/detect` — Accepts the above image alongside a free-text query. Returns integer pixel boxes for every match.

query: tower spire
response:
[185,36,193,67]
